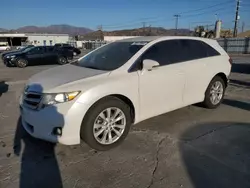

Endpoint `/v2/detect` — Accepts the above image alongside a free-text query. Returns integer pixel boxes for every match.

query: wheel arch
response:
[214,72,228,87]
[84,94,136,124]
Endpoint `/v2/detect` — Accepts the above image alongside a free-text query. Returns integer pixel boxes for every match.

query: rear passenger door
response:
[42,47,58,64]
[179,39,220,105]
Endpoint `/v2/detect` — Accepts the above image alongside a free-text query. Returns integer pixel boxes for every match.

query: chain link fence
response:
[217,38,250,54]
[76,38,250,55]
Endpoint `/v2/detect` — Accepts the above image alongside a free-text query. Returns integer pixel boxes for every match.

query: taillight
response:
[229,57,233,65]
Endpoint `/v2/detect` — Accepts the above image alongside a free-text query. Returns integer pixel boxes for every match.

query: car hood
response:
[3,51,23,57]
[27,64,109,92]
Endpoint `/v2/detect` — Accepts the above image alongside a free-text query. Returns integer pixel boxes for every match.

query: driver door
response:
[138,40,186,121]
[26,46,45,65]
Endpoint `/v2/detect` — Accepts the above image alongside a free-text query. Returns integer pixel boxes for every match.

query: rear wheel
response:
[202,76,225,109]
[16,59,28,68]
[80,97,132,151]
[58,56,68,65]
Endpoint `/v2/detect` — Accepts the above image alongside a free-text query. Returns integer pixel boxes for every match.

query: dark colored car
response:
[54,43,71,47]
[1,45,34,60]
[54,44,81,56]
[3,46,73,68]
[60,46,81,56]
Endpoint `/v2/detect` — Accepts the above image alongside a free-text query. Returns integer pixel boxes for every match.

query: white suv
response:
[20,36,231,150]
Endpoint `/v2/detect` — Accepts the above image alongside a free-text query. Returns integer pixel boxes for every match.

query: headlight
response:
[6,55,15,59]
[42,91,80,105]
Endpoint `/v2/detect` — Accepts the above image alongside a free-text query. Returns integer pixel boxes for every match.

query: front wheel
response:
[16,59,28,68]
[57,56,68,65]
[80,97,132,151]
[202,76,225,109]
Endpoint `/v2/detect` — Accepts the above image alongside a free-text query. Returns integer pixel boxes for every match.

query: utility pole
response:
[242,21,245,33]
[206,24,209,31]
[97,25,103,41]
[233,0,240,37]
[174,15,181,35]
[142,22,146,36]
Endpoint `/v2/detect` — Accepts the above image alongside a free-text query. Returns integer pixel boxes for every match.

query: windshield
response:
[22,46,35,53]
[74,41,148,71]
[20,46,33,51]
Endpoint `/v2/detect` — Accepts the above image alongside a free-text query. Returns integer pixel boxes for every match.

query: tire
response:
[58,56,68,65]
[73,52,77,56]
[80,96,132,151]
[202,76,226,109]
[16,58,28,68]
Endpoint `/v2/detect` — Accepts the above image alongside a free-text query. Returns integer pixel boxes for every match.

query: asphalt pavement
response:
[0,56,250,188]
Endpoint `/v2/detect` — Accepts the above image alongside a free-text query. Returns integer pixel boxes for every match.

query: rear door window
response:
[179,39,208,61]
[178,39,220,61]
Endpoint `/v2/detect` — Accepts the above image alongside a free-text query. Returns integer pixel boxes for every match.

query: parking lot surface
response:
[0,56,250,188]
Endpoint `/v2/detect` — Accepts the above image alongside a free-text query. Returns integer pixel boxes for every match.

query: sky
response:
[1,0,250,31]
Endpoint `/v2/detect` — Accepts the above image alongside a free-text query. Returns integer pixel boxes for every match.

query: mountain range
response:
[0,25,93,35]
[0,24,193,36]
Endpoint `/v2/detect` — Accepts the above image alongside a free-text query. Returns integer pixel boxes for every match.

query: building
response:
[104,36,139,42]
[0,33,70,46]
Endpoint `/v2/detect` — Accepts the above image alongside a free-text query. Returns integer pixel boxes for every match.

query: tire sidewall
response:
[204,76,226,108]
[81,97,132,151]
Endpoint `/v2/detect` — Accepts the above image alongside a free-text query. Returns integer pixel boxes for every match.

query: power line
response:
[103,0,234,29]
[177,0,233,15]
[180,7,233,20]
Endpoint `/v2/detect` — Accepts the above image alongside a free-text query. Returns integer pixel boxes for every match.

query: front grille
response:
[23,91,42,110]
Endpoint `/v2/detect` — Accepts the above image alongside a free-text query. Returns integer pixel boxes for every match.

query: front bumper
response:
[3,57,16,66]
[20,100,89,145]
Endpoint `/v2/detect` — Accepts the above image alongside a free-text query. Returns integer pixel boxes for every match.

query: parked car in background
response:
[54,43,81,56]
[60,46,81,56]
[0,43,10,52]
[1,45,34,60]
[54,43,71,47]
[19,36,231,151]
[3,46,73,68]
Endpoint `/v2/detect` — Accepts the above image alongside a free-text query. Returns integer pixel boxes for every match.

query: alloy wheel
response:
[93,107,126,145]
[210,81,224,105]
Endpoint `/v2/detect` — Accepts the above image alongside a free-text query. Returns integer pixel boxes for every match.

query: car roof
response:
[119,36,216,43]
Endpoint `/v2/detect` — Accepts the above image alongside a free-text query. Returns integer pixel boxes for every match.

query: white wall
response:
[27,34,70,46]
[104,36,140,42]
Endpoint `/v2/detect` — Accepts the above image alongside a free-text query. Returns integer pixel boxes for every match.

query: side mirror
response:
[142,59,160,71]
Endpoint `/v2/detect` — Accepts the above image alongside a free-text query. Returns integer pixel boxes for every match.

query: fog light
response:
[53,127,62,136]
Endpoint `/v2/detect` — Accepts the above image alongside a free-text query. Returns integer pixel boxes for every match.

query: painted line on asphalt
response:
[5,80,27,85]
